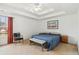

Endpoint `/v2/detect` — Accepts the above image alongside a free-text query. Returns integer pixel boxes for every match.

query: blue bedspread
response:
[32,34,60,51]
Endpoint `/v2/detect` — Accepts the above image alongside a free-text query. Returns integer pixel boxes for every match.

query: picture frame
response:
[47,20,58,29]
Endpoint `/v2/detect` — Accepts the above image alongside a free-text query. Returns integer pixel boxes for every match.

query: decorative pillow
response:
[39,32,61,36]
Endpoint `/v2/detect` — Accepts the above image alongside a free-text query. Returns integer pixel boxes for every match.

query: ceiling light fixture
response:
[34,7,41,11]
[32,3,42,12]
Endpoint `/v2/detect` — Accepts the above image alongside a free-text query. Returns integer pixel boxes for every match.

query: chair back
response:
[14,33,20,37]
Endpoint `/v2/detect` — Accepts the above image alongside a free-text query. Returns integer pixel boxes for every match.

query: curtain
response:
[8,17,13,44]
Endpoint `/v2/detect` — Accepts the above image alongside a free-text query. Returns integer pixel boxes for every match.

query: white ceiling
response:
[0,3,79,20]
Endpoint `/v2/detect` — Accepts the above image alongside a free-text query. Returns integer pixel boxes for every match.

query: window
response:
[0,16,8,33]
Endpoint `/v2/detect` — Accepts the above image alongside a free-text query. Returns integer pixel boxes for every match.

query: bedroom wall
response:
[0,11,79,44]
[0,10,41,40]
[13,15,41,40]
[40,13,79,45]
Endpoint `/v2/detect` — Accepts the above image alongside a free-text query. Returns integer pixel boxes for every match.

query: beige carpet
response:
[0,41,78,55]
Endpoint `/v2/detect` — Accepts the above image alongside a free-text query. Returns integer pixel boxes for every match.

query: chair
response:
[13,32,23,43]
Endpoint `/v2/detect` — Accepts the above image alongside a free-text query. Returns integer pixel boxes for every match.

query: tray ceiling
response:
[0,3,79,20]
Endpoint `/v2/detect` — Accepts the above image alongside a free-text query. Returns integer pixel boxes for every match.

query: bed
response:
[31,33,61,51]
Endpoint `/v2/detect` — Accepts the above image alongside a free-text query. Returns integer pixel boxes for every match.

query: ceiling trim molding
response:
[1,4,38,17]
[0,4,39,20]
[39,11,66,20]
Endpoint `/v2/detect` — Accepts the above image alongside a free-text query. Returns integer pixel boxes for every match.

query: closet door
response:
[8,17,13,44]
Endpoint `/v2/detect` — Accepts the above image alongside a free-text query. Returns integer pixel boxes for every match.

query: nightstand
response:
[61,35,68,43]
